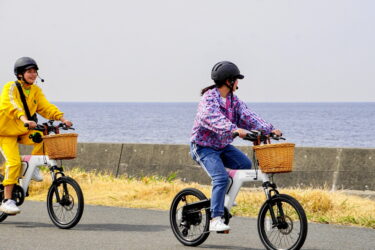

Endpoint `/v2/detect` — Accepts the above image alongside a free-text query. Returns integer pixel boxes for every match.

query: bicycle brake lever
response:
[270,134,286,140]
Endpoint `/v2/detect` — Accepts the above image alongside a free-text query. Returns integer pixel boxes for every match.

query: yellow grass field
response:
[27,168,375,229]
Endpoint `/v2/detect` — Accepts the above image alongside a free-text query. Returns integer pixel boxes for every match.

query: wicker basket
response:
[42,133,78,160]
[253,143,295,173]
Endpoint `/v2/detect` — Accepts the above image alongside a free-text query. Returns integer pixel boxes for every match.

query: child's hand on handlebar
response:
[20,115,37,129]
[24,120,37,129]
[271,129,282,137]
[60,117,73,127]
[234,128,250,139]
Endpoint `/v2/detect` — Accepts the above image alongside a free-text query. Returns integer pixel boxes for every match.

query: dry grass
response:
[28,168,375,229]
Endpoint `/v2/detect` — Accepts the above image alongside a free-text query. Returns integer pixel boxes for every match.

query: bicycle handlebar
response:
[24,120,74,135]
[232,130,285,143]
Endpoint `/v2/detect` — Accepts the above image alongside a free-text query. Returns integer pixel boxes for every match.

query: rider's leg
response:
[190,143,230,231]
[0,136,22,214]
[220,144,252,170]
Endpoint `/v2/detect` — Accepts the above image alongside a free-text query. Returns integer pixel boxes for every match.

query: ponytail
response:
[200,80,226,96]
[200,84,216,96]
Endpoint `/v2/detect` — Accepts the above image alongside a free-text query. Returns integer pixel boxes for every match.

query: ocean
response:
[46,102,375,148]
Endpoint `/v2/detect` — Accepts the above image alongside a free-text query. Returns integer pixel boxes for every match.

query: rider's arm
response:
[236,99,274,134]
[198,95,238,135]
[35,86,64,120]
[0,82,26,120]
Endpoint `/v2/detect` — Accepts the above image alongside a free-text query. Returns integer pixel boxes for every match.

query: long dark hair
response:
[200,81,225,96]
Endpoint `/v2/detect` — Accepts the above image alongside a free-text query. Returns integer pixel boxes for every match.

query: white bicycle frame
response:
[20,155,58,195]
[224,168,270,211]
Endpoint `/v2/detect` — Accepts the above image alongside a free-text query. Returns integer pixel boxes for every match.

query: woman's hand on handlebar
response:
[60,117,73,128]
[234,128,250,139]
[20,115,37,129]
[24,120,37,129]
[271,129,282,137]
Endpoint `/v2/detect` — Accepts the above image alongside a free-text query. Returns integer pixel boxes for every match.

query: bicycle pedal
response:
[216,230,230,234]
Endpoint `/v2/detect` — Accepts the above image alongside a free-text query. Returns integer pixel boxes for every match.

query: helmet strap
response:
[20,74,33,85]
[224,80,235,108]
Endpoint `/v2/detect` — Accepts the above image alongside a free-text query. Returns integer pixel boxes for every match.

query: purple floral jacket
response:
[191,88,274,149]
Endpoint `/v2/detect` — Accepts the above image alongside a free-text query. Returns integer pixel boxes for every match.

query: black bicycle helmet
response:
[211,61,244,82]
[14,57,39,76]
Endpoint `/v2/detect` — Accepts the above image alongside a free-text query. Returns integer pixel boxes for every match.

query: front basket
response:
[253,143,295,173]
[42,133,78,160]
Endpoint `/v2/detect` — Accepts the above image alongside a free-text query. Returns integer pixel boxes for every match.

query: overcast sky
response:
[0,0,374,102]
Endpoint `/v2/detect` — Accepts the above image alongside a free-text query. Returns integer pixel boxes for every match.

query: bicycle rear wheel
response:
[47,176,84,229]
[0,176,8,222]
[0,187,8,222]
[258,194,308,250]
[0,212,8,222]
[170,188,210,246]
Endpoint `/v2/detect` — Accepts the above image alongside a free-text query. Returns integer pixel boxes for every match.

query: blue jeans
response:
[190,143,251,218]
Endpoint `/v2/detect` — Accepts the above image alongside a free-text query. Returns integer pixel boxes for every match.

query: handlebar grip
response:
[232,132,239,138]
[24,123,46,132]
[59,123,74,130]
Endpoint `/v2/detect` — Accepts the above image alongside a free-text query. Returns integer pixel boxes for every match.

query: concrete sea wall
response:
[8,143,374,191]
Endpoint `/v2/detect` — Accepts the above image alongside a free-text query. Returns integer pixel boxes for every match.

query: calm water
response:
[45,102,375,148]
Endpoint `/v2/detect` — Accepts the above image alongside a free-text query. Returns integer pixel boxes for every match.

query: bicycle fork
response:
[47,159,70,205]
[263,181,287,229]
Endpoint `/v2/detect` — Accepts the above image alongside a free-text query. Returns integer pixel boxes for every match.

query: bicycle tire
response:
[0,180,8,222]
[170,188,210,246]
[47,176,84,229]
[0,212,8,222]
[258,194,308,250]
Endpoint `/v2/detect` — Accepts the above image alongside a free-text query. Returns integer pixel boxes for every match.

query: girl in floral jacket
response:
[190,61,281,231]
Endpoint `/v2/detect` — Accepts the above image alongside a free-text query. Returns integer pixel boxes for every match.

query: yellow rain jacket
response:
[0,81,64,136]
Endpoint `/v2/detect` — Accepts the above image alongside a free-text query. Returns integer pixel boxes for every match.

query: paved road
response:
[0,201,374,250]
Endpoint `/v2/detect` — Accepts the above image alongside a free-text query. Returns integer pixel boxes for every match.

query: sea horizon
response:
[38,102,375,149]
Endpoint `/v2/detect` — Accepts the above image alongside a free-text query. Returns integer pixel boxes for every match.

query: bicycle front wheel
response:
[258,194,308,250]
[47,176,84,229]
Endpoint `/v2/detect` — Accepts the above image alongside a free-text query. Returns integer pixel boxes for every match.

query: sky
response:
[0,0,374,102]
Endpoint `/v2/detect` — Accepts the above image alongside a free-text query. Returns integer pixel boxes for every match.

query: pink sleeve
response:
[236,100,274,134]
[197,95,238,135]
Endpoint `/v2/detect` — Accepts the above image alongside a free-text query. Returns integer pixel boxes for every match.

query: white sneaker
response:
[31,167,43,182]
[0,199,21,215]
[209,217,230,232]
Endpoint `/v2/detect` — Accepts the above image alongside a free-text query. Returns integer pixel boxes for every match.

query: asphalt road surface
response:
[0,201,374,250]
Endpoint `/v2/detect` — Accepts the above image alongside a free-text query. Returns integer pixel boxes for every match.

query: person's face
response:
[21,68,38,84]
